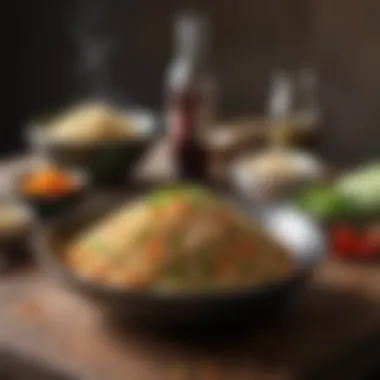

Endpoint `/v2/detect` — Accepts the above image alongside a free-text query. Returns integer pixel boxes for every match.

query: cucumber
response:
[336,162,380,212]
[296,186,353,219]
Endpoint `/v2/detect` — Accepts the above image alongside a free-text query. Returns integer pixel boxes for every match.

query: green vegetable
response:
[88,238,109,257]
[336,161,380,212]
[296,161,380,219]
[296,186,354,219]
[147,185,207,206]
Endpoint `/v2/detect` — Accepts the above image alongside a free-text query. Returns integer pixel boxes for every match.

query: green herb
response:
[295,186,354,220]
[169,234,182,254]
[147,185,208,206]
[88,238,109,257]
[337,162,380,212]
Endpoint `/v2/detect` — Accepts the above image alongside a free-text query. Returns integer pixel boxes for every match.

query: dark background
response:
[4,0,380,162]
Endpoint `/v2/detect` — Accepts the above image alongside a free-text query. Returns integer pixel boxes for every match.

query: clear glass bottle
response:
[164,11,216,181]
[267,70,294,148]
[267,68,322,151]
[292,68,322,150]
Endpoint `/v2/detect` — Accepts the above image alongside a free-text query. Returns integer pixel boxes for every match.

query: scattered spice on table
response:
[18,299,43,319]
[169,361,223,380]
[169,363,192,380]
[367,224,380,246]
[198,362,223,379]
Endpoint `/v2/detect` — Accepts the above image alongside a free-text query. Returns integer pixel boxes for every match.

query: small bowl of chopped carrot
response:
[19,165,88,221]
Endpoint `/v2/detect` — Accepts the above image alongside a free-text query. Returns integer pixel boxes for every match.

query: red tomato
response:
[331,225,360,258]
[366,225,380,252]
[357,238,377,258]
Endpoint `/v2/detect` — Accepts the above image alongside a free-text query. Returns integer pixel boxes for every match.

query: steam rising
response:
[71,0,123,104]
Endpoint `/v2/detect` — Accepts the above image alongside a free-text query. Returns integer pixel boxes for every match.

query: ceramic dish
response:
[34,191,326,328]
[0,202,34,268]
[18,168,88,221]
[26,106,158,187]
[231,149,324,203]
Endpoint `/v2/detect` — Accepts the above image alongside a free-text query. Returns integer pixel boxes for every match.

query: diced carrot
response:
[18,299,43,319]
[66,248,92,268]
[332,225,360,257]
[238,242,256,258]
[147,240,166,261]
[199,362,222,379]
[152,205,165,219]
[79,247,94,261]
[23,168,78,197]
[169,363,191,380]
[216,260,236,282]
[366,225,380,249]
[218,209,232,224]
[91,263,110,281]
[171,198,190,218]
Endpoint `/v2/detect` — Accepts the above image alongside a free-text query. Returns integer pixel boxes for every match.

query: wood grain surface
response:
[0,262,379,380]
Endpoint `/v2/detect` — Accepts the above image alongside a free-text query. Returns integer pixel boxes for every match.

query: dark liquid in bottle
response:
[289,117,321,152]
[273,113,322,152]
[174,138,208,181]
[169,90,209,182]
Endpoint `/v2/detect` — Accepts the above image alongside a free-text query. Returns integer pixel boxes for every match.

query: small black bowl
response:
[27,109,159,188]
[19,170,88,222]
[46,140,151,188]
[33,191,324,329]
[0,203,34,269]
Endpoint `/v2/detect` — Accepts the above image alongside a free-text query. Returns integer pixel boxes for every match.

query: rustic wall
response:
[24,0,311,113]
[310,0,380,162]
[10,0,380,162]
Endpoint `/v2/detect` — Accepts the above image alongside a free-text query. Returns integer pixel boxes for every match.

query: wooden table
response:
[0,155,379,380]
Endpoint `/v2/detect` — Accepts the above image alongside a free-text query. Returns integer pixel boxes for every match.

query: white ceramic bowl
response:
[231,149,324,203]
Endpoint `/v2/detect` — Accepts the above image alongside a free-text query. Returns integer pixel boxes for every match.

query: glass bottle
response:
[164,12,216,182]
[267,70,294,149]
[292,68,322,150]
[267,68,322,151]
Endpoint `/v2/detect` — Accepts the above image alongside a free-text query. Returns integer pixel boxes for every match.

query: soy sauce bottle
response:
[165,12,216,182]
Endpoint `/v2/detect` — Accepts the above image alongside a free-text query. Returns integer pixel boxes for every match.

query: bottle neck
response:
[167,13,212,148]
[172,13,209,74]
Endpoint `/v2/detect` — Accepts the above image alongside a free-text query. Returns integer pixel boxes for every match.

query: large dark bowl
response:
[27,109,159,187]
[33,192,326,329]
